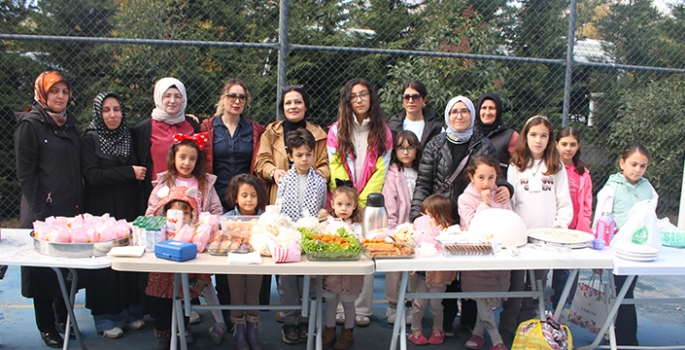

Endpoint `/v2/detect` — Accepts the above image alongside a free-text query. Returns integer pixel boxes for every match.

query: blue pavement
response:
[1,267,684,349]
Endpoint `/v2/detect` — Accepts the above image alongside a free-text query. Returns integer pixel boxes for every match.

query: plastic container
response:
[595,212,616,246]
[154,240,197,262]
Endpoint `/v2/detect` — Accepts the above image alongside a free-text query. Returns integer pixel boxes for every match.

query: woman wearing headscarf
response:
[132,77,200,209]
[474,93,519,173]
[14,71,81,348]
[410,96,512,337]
[81,91,147,339]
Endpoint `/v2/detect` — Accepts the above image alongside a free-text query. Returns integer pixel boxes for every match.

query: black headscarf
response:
[87,91,131,158]
[474,92,505,137]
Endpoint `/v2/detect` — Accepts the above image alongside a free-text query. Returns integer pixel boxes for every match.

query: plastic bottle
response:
[595,212,616,246]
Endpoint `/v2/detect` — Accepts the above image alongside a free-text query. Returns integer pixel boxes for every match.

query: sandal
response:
[208,322,227,345]
[465,334,486,349]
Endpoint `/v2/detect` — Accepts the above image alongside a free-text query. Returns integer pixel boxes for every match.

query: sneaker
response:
[443,322,455,337]
[407,330,428,345]
[208,322,227,345]
[405,307,413,324]
[427,329,445,345]
[386,305,397,324]
[465,334,486,349]
[189,309,201,325]
[354,315,370,327]
[297,322,309,343]
[335,312,345,325]
[281,324,299,344]
[124,319,145,330]
[103,327,123,339]
[275,310,283,323]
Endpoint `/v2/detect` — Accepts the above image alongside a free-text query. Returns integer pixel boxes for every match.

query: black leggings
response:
[149,296,188,331]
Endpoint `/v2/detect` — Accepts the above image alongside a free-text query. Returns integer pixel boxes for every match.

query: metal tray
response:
[527,228,594,249]
[362,243,415,259]
[31,231,130,258]
[527,236,592,249]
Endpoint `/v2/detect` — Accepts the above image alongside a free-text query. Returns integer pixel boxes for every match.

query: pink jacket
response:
[458,182,512,293]
[568,165,593,233]
[382,163,412,229]
[146,171,224,216]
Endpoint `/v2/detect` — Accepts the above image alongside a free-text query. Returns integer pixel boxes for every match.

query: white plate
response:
[615,253,657,262]
[613,250,658,259]
[612,242,660,255]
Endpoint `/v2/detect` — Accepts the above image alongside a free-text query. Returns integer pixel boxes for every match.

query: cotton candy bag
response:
[613,199,662,249]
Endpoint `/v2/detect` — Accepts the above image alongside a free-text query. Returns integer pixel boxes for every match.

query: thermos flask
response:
[362,193,388,237]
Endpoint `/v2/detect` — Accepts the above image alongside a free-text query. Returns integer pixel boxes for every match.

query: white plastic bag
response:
[613,200,661,248]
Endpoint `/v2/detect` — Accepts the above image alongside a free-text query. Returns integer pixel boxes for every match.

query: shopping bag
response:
[613,199,661,248]
[512,314,573,350]
[568,272,608,334]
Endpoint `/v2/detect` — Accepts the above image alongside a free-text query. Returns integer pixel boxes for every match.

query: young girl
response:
[501,116,572,340]
[458,155,512,350]
[321,185,363,350]
[145,134,224,349]
[222,174,269,350]
[593,144,657,347]
[551,126,593,309]
[382,130,422,324]
[408,194,456,346]
[327,77,393,327]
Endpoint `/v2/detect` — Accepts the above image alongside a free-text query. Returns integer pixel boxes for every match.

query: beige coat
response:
[254,120,330,204]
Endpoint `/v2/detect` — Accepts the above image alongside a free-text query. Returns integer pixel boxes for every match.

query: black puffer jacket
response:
[410,131,511,222]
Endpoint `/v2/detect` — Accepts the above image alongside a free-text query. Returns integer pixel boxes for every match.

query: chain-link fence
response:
[1,0,684,225]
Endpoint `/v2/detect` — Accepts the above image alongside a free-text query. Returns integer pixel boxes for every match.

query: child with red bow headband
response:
[144,132,224,347]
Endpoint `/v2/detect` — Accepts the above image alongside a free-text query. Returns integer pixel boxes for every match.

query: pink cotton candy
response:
[192,223,212,252]
[54,227,72,243]
[173,224,195,243]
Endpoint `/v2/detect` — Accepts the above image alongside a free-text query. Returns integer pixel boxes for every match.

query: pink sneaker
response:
[491,343,508,350]
[464,334,486,349]
[408,330,428,345]
[427,329,445,345]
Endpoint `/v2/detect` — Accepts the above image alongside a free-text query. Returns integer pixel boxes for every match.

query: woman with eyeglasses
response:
[410,96,513,337]
[255,84,329,205]
[327,77,393,329]
[387,80,443,147]
[200,78,265,210]
[132,77,200,209]
[474,93,519,173]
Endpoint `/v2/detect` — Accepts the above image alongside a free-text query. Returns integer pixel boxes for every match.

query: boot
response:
[246,320,262,350]
[322,327,337,349]
[233,317,249,350]
[333,327,354,350]
[154,329,171,350]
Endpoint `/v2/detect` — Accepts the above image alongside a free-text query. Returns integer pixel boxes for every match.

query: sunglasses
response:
[402,93,422,102]
[224,93,248,103]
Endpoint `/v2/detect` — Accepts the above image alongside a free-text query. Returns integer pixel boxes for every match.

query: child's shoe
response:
[465,334,486,349]
[154,329,171,350]
[427,329,445,345]
[322,327,337,349]
[281,324,299,344]
[208,322,227,345]
[333,327,354,350]
[491,343,508,350]
[408,330,428,345]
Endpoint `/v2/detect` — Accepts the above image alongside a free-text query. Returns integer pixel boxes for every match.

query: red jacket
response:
[199,115,265,174]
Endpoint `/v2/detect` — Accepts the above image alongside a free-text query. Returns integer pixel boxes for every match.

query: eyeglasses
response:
[163,93,183,101]
[349,91,369,102]
[450,109,471,117]
[402,93,422,102]
[224,93,248,103]
[397,146,416,152]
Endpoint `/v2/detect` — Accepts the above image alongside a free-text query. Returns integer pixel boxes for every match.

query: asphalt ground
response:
[1,268,684,349]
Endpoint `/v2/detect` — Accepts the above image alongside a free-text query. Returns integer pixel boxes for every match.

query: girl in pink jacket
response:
[382,130,423,324]
[458,155,512,350]
[551,126,593,309]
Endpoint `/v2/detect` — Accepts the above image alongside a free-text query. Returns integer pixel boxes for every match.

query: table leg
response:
[528,270,545,320]
[553,269,578,321]
[302,275,311,318]
[51,267,87,350]
[316,276,323,350]
[578,274,635,350]
[389,271,408,350]
[170,273,179,350]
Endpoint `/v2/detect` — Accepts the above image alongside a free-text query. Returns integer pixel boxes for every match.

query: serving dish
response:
[441,242,495,257]
[527,228,594,249]
[305,250,362,261]
[31,231,130,258]
[361,239,415,259]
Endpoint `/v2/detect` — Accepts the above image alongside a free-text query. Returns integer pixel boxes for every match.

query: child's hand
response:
[317,209,329,222]
[480,189,491,206]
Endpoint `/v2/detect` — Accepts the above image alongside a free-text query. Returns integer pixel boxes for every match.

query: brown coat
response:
[254,120,330,204]
[323,274,364,295]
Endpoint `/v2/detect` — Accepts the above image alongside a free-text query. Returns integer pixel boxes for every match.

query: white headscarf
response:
[444,95,475,144]
[150,77,187,125]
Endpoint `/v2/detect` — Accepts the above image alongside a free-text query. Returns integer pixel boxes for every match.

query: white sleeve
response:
[507,165,519,209]
[552,167,573,229]
[592,185,615,230]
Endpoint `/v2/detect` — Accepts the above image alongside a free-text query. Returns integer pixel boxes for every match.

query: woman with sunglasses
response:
[255,84,329,205]
[388,80,443,147]
[200,78,266,211]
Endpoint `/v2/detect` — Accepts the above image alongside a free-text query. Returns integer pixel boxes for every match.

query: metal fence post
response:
[562,0,578,127]
[277,0,289,121]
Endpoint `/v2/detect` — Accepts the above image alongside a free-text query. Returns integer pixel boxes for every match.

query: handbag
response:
[568,272,609,334]
[435,148,473,195]
[512,314,573,350]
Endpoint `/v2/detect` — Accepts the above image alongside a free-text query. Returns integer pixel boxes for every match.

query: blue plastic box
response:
[154,240,197,262]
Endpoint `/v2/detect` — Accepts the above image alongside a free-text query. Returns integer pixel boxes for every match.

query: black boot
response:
[40,328,63,348]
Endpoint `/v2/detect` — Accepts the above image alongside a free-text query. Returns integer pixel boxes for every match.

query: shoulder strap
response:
[436,147,474,195]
